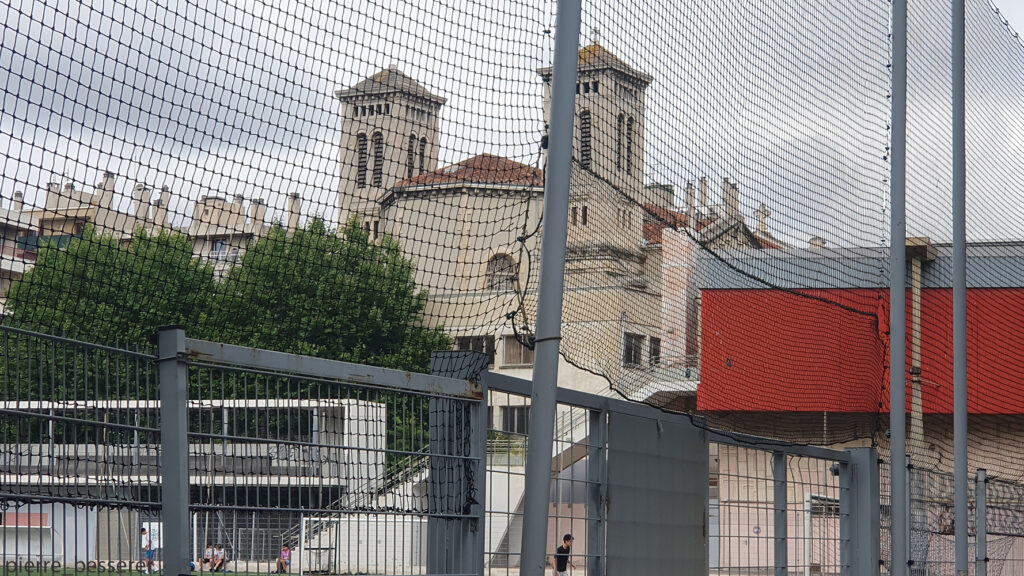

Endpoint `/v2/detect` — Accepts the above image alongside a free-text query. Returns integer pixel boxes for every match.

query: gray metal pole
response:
[773,452,788,576]
[976,469,987,576]
[952,0,968,574]
[587,410,607,576]
[890,0,909,574]
[519,0,582,574]
[158,326,190,576]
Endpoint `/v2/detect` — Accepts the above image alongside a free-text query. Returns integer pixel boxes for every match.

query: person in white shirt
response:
[201,544,214,571]
[141,528,154,574]
[211,544,227,573]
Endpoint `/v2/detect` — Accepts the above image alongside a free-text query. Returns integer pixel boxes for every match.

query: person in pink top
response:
[275,544,291,574]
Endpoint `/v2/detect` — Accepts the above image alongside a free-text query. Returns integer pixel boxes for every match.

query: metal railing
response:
[1,325,894,576]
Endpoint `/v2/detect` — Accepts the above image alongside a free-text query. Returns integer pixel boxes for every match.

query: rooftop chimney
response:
[153,185,170,227]
[45,183,60,210]
[134,184,152,221]
[250,198,268,226]
[754,203,771,235]
[723,178,740,216]
[699,177,709,208]
[287,193,301,232]
[12,190,23,212]
[97,171,116,209]
[809,236,827,250]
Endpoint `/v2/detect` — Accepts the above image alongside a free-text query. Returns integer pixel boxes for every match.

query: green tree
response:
[210,218,450,372]
[7,225,216,345]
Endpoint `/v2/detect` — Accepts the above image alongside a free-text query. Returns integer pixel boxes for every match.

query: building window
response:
[591,81,599,93]
[581,205,588,226]
[503,335,535,367]
[570,206,578,226]
[372,132,384,187]
[626,116,635,176]
[579,110,592,170]
[501,406,530,435]
[419,137,427,174]
[372,220,380,240]
[356,133,368,188]
[211,239,226,260]
[407,134,417,178]
[485,253,516,291]
[455,335,496,366]
[616,113,624,171]
[623,333,644,367]
[649,337,661,367]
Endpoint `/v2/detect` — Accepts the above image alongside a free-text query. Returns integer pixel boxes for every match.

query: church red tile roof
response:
[393,154,543,188]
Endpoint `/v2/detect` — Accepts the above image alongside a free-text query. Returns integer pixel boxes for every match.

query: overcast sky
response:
[993,0,1024,34]
[0,0,1022,248]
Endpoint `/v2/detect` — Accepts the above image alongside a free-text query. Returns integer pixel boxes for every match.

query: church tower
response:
[539,41,652,195]
[336,67,446,234]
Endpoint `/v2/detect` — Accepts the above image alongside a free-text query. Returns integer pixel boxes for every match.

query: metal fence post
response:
[842,447,880,576]
[951,1,968,575]
[519,0,582,572]
[587,409,607,576]
[469,378,488,575]
[158,326,189,576]
[774,452,788,576]
[976,469,987,576]
[890,0,909,571]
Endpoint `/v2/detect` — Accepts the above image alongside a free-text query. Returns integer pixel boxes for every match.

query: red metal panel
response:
[698,288,1024,414]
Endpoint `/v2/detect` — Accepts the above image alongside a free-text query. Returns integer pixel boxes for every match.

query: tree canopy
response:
[6,219,450,373]
[7,226,216,345]
[209,218,450,372]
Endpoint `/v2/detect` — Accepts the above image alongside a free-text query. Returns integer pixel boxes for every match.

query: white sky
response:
[992,0,1024,35]
[0,0,1022,247]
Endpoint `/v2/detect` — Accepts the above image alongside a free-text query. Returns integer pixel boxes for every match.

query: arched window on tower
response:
[485,253,517,291]
[419,137,427,174]
[579,110,592,169]
[407,134,417,179]
[616,113,625,172]
[372,132,384,187]
[626,116,635,176]
[356,133,368,188]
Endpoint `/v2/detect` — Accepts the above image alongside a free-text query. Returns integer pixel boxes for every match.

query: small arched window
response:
[616,113,625,172]
[579,110,592,170]
[407,134,417,179]
[372,132,384,187]
[419,137,428,174]
[485,254,517,291]
[626,116,635,176]
[356,133,368,188]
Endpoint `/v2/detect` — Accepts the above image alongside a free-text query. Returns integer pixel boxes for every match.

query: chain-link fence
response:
[4,0,1024,572]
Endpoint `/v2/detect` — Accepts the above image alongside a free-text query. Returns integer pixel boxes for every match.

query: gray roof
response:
[335,67,446,105]
[700,243,1024,290]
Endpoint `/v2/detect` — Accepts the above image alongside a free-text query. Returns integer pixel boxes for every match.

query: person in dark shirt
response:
[553,533,575,575]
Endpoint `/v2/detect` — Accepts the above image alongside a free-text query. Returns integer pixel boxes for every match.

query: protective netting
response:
[3,0,1024,544]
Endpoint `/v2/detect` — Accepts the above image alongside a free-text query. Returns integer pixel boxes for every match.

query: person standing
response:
[141,528,154,574]
[275,544,291,574]
[553,534,575,576]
